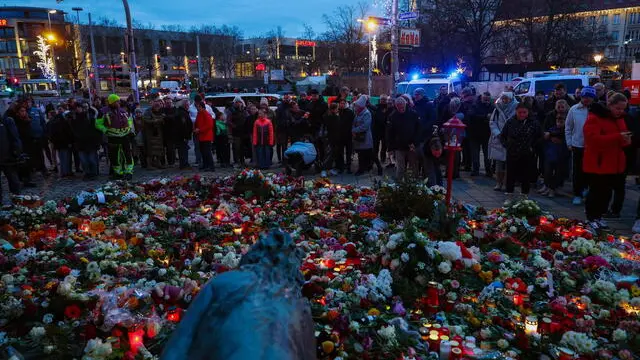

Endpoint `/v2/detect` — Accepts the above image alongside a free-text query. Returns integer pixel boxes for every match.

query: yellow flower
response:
[80,257,89,263]
[321,341,334,354]
[368,308,380,316]
[631,285,640,298]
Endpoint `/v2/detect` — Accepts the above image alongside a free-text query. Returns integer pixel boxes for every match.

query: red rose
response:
[64,304,82,319]
[344,243,358,258]
[57,266,71,277]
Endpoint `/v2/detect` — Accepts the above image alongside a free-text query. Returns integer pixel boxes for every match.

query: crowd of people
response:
[1,82,640,232]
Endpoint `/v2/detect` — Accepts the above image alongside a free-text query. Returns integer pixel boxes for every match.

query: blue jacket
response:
[28,107,47,139]
[0,116,22,164]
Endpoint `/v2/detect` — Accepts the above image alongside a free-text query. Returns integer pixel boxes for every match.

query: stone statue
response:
[160,230,316,360]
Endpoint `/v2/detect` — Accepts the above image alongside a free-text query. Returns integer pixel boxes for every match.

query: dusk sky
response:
[15,0,380,37]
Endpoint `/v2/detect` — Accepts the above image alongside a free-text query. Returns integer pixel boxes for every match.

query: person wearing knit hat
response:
[565,85,595,205]
[351,94,374,176]
[580,86,597,99]
[96,94,135,180]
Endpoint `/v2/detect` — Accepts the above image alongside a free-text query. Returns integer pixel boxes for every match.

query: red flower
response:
[56,265,71,277]
[64,304,82,319]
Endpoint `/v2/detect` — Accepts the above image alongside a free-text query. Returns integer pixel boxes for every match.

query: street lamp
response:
[358,18,378,96]
[46,10,60,96]
[593,54,603,76]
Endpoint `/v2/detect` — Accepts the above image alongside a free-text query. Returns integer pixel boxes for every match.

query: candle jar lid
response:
[429,334,439,341]
[430,330,439,336]
[419,327,429,335]
[451,348,462,354]
[542,317,552,324]
[525,316,538,325]
[558,347,575,355]
[440,335,450,341]
[433,324,442,329]
[449,340,460,347]
[465,336,476,343]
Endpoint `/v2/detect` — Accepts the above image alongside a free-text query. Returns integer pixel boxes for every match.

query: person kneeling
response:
[284,139,317,177]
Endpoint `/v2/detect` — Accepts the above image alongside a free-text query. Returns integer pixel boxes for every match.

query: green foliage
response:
[374,179,446,221]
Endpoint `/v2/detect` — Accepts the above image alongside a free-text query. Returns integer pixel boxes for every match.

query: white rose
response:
[158,269,167,276]
[509,226,518,233]
[497,339,509,349]
[29,326,46,338]
[438,261,452,274]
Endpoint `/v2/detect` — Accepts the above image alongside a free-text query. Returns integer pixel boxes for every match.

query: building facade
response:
[0,6,73,81]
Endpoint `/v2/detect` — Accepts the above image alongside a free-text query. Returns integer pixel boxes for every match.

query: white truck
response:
[160,81,180,91]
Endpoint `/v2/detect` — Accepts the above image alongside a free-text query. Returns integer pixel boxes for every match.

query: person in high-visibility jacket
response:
[96,94,135,180]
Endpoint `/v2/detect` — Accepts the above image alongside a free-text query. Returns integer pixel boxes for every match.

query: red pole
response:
[445,148,455,206]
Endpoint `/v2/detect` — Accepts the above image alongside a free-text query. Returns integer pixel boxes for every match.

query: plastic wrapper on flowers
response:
[0,171,639,360]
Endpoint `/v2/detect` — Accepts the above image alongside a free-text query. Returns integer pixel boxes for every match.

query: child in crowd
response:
[252,109,275,170]
[540,112,570,197]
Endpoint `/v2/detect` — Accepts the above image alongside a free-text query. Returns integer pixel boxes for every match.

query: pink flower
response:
[583,256,610,269]
[450,280,460,289]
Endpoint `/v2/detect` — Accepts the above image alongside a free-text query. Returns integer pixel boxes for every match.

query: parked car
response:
[397,75,462,98]
[168,89,189,100]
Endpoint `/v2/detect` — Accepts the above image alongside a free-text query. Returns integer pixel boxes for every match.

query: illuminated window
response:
[600,15,608,25]
[614,14,621,25]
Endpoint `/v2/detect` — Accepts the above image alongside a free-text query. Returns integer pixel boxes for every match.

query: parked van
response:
[204,93,281,112]
[513,75,599,99]
[398,76,462,99]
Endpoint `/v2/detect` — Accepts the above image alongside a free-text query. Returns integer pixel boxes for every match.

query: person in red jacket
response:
[194,102,215,172]
[583,92,631,229]
[252,109,275,169]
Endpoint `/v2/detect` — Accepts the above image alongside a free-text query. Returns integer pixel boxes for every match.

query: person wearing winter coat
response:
[336,99,355,173]
[194,101,215,172]
[229,97,248,166]
[252,109,275,170]
[500,103,542,195]
[133,108,146,168]
[544,83,577,114]
[274,96,292,163]
[489,92,518,191]
[143,99,166,169]
[96,94,135,180]
[372,95,392,166]
[386,96,421,180]
[47,108,74,177]
[26,98,49,176]
[351,95,373,176]
[0,111,22,203]
[583,93,631,229]
[540,112,570,197]
[174,99,194,169]
[565,87,596,205]
[68,102,102,180]
[468,92,494,176]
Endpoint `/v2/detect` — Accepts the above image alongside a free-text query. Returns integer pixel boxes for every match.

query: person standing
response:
[25,98,49,177]
[133,108,146,168]
[229,97,248,167]
[194,101,215,172]
[565,87,596,205]
[352,96,373,176]
[253,109,275,170]
[372,95,391,175]
[69,102,102,180]
[0,110,22,203]
[500,103,541,195]
[544,83,576,114]
[14,103,36,187]
[143,99,166,169]
[215,111,231,167]
[307,89,329,170]
[174,99,193,169]
[541,112,570,197]
[274,96,292,163]
[489,92,518,191]
[337,99,355,173]
[47,106,74,177]
[583,93,631,230]
[386,97,421,180]
[468,92,494,176]
[95,94,135,180]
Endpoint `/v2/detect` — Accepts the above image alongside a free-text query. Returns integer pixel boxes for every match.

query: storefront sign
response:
[296,40,316,47]
[400,28,420,47]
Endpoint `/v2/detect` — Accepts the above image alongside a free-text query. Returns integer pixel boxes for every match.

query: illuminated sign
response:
[400,28,420,47]
[296,40,316,47]
[172,66,186,70]
[255,63,266,71]
[0,19,7,26]
[188,59,197,64]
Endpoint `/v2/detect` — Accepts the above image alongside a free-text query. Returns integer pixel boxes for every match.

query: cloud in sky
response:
[14,0,381,37]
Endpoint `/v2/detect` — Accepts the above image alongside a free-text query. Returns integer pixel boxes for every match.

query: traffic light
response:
[156,55,161,63]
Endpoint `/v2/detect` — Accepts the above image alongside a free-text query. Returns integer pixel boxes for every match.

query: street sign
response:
[368,16,392,26]
[398,12,419,21]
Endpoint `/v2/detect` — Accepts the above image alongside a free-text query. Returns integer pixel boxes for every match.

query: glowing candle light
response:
[128,328,145,354]
[524,316,538,335]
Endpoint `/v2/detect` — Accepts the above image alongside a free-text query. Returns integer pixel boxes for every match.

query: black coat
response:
[500,117,542,158]
[165,108,193,142]
[307,98,328,134]
[0,116,22,164]
[69,108,103,152]
[467,101,493,141]
[47,114,74,150]
[372,104,391,141]
[386,109,421,152]
[413,98,436,140]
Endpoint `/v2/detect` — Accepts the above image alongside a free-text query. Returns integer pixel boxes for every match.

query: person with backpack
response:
[0,110,22,204]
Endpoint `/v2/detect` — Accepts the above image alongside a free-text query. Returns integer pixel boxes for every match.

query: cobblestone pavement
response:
[2,150,638,235]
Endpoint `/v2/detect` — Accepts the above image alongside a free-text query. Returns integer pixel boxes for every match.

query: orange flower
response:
[471,263,482,273]
[327,309,340,321]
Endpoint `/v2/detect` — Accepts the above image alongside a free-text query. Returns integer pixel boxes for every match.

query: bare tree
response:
[160,24,185,32]
[210,25,243,78]
[97,16,120,27]
[425,0,503,80]
[302,23,315,41]
[502,1,609,66]
[320,2,369,73]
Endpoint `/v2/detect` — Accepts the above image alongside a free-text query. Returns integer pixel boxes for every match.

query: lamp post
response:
[358,19,378,96]
[122,0,139,103]
[72,7,91,102]
[593,54,603,76]
[46,10,60,97]
[442,116,466,207]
